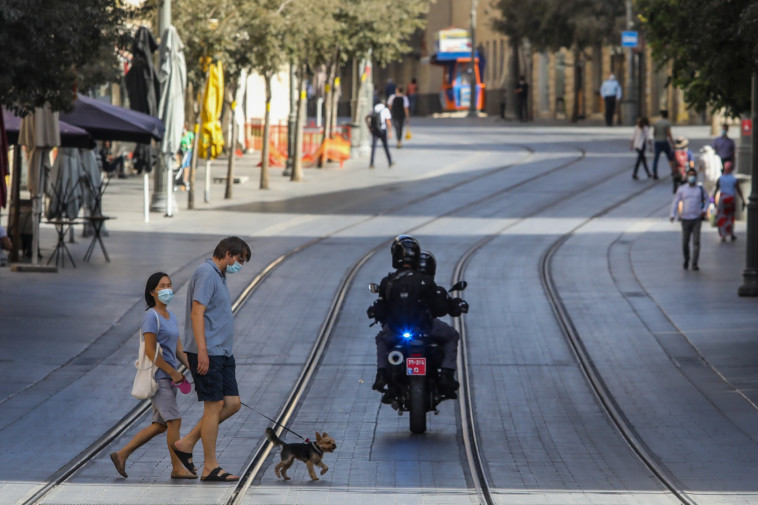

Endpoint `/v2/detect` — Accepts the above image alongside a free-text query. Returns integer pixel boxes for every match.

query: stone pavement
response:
[0,120,756,505]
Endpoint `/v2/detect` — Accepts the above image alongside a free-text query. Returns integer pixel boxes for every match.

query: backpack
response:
[369,109,383,134]
[383,270,431,333]
[674,149,689,176]
[390,95,405,119]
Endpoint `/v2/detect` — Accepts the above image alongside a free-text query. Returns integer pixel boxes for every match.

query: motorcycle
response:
[367,280,467,434]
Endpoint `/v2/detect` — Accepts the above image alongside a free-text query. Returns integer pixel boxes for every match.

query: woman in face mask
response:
[110,272,196,480]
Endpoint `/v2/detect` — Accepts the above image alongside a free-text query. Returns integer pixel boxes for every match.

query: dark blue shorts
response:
[186,353,239,402]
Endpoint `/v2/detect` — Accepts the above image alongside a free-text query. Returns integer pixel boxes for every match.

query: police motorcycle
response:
[367,236,468,434]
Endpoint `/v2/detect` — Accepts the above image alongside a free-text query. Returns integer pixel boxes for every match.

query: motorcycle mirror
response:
[368,283,379,293]
[450,280,467,292]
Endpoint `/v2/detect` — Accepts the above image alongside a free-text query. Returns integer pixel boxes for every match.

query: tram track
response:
[21,138,593,505]
[537,190,695,504]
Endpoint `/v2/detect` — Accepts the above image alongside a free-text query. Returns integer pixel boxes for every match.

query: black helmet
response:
[391,234,420,269]
[417,251,436,277]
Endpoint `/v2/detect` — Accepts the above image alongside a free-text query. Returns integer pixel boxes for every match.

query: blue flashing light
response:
[402,332,412,339]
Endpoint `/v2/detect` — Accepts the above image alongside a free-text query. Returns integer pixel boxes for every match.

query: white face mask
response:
[688,175,697,185]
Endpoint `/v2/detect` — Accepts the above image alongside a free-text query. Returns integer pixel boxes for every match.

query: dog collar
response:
[309,441,323,457]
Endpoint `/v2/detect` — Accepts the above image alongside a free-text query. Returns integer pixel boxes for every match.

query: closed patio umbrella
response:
[199,61,224,203]
[19,107,60,266]
[126,26,160,173]
[158,25,186,216]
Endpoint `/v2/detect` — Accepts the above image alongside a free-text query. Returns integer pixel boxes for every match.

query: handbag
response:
[405,128,412,140]
[131,309,163,400]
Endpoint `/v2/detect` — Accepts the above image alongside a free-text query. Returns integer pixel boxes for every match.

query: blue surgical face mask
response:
[687,175,697,185]
[156,288,174,304]
[226,260,242,274]
[722,129,727,136]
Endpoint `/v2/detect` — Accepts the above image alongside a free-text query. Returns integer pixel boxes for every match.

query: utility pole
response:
[467,0,479,118]
[621,0,637,126]
[151,0,171,212]
[739,71,758,296]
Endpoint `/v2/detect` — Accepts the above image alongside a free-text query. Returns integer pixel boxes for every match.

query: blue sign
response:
[621,31,638,48]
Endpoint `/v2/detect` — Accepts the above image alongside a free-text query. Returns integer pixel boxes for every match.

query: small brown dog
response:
[265,427,337,481]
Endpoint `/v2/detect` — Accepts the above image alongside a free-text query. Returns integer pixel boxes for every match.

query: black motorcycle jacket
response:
[369,267,437,333]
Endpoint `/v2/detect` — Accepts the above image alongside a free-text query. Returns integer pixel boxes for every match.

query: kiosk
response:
[430,28,485,111]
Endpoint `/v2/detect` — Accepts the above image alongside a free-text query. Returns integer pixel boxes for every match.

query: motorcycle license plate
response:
[406,357,426,376]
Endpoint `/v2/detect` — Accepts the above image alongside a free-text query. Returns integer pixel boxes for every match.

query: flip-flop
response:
[170,442,197,474]
[110,452,127,478]
[171,472,198,479]
[201,466,239,482]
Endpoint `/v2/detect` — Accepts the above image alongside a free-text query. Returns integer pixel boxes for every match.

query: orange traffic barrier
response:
[256,141,288,168]
[303,134,351,168]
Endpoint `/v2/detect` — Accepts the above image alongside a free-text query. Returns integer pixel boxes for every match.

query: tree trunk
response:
[319,60,337,168]
[260,75,272,189]
[225,78,238,199]
[291,62,307,182]
[331,70,341,138]
[571,44,581,123]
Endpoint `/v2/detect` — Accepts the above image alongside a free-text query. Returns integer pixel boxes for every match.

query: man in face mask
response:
[174,236,251,482]
[670,168,707,271]
[712,124,736,171]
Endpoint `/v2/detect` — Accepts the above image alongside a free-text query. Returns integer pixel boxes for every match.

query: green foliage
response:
[172,0,246,88]
[636,0,754,116]
[335,0,429,65]
[492,0,623,52]
[0,0,129,115]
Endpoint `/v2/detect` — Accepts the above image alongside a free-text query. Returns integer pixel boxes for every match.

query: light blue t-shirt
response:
[718,173,738,196]
[183,259,234,356]
[141,309,179,380]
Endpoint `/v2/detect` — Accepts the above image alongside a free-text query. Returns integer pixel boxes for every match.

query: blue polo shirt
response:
[183,259,234,356]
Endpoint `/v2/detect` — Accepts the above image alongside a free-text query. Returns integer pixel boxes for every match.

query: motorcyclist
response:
[415,251,468,398]
[368,236,467,400]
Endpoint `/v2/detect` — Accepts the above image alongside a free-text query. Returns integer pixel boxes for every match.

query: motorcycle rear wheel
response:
[409,376,427,434]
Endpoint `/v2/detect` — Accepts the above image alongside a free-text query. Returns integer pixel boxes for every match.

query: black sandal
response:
[201,467,239,482]
[170,442,197,475]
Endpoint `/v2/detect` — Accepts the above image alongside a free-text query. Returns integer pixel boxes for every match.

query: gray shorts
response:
[151,378,181,425]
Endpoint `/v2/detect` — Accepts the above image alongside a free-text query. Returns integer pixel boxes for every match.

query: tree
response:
[492,0,624,121]
[240,0,292,189]
[0,0,129,115]
[172,0,245,207]
[636,0,755,117]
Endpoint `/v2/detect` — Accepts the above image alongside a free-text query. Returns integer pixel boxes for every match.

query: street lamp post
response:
[739,71,758,296]
[621,0,637,126]
[151,0,171,213]
[467,0,479,118]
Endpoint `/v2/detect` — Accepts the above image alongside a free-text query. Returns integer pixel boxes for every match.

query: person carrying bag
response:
[111,272,195,480]
[131,309,162,399]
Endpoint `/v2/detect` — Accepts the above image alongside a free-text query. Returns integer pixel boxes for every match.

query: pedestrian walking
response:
[652,110,675,180]
[670,168,708,271]
[515,76,529,122]
[630,117,652,179]
[600,73,622,126]
[384,78,396,100]
[712,124,736,171]
[406,78,418,116]
[387,87,410,148]
[171,236,251,482]
[366,99,394,169]
[713,162,746,242]
[110,272,195,480]
[672,137,694,194]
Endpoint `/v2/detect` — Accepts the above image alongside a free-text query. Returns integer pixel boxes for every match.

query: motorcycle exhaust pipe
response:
[388,350,404,366]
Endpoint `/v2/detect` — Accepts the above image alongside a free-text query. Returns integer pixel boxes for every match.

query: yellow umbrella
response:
[198,61,224,160]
